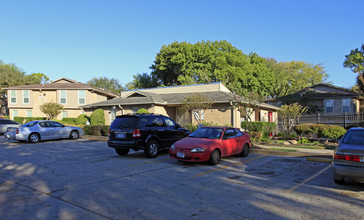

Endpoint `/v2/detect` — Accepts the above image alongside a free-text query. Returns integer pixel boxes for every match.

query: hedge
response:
[0,115,10,119]
[14,117,47,124]
[241,121,276,136]
[60,117,77,125]
[83,125,109,136]
[293,123,346,140]
[76,114,89,125]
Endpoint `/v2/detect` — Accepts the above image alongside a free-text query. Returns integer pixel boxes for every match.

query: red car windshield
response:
[189,127,224,139]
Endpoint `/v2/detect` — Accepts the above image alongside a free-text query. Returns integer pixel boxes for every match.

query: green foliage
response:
[39,102,63,119]
[87,77,124,95]
[293,123,346,140]
[125,73,159,90]
[184,121,221,133]
[76,114,90,125]
[322,125,347,140]
[299,137,309,144]
[83,125,109,136]
[13,117,47,124]
[136,108,151,114]
[60,117,77,125]
[344,44,364,85]
[249,131,262,142]
[90,109,105,125]
[0,115,10,119]
[279,103,307,133]
[241,121,276,136]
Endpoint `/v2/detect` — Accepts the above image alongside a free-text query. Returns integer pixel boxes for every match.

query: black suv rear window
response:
[110,117,138,129]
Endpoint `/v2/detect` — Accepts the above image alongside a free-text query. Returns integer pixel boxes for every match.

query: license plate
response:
[177,152,185,158]
[116,133,126,139]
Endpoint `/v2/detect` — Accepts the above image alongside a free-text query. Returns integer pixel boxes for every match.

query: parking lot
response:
[0,137,363,220]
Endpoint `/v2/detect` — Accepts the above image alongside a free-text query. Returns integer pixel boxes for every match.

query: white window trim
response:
[26,110,32,117]
[324,99,334,113]
[342,98,351,113]
[12,110,18,120]
[78,90,86,105]
[10,90,17,104]
[62,111,68,119]
[60,90,67,104]
[23,90,30,104]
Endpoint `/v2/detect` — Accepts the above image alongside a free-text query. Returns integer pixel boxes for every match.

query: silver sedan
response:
[5,120,84,143]
[0,119,21,134]
[333,127,364,184]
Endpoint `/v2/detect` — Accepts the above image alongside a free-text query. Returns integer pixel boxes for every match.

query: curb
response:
[306,157,332,163]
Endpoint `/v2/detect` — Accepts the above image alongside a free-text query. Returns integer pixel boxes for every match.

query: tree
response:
[267,59,328,98]
[278,103,307,134]
[87,77,124,95]
[24,73,50,84]
[40,102,63,119]
[182,94,213,125]
[344,44,364,84]
[125,73,160,90]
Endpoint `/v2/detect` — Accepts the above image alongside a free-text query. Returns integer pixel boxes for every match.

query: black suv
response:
[108,114,189,158]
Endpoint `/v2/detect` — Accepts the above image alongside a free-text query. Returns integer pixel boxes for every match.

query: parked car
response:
[108,114,189,158]
[4,120,84,143]
[332,127,364,184]
[169,126,251,165]
[0,119,21,134]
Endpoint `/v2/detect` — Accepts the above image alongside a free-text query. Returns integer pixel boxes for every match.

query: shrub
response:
[293,124,314,137]
[136,108,151,114]
[61,117,77,125]
[310,124,326,139]
[13,117,47,124]
[249,131,262,142]
[83,125,109,136]
[90,109,105,125]
[76,114,89,125]
[0,115,10,119]
[241,121,276,136]
[322,125,346,140]
[299,137,309,144]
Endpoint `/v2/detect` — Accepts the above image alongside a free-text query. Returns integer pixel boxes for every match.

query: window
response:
[324,99,334,113]
[147,117,164,127]
[10,90,16,103]
[26,110,32,117]
[62,111,68,119]
[164,117,175,127]
[23,90,30,104]
[132,107,139,113]
[12,110,18,120]
[223,129,236,140]
[60,90,66,104]
[342,98,351,113]
[79,90,85,104]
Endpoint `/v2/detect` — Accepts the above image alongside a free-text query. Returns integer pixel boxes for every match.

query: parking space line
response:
[192,155,267,178]
[128,158,172,167]
[284,164,332,193]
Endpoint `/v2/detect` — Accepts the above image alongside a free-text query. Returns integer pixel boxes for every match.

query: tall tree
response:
[344,44,364,84]
[125,73,160,90]
[39,102,63,119]
[24,73,50,85]
[267,59,328,98]
[87,77,124,95]
[182,94,213,125]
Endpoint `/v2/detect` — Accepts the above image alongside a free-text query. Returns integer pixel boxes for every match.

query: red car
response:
[169,126,251,165]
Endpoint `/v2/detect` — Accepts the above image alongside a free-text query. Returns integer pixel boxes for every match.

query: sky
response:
[1,0,363,89]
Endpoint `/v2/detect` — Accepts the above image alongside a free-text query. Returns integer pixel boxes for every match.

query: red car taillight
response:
[334,153,363,162]
[132,129,141,138]
[16,128,19,134]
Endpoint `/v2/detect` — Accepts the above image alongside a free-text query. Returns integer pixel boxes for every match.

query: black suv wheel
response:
[144,140,159,158]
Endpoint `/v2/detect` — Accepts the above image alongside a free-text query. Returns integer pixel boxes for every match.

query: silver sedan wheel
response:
[70,130,79,139]
[29,133,40,143]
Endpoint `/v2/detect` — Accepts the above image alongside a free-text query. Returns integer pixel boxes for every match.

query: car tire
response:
[240,144,249,157]
[334,178,345,184]
[209,149,220,165]
[115,149,129,156]
[28,133,40,143]
[70,130,79,139]
[144,140,159,158]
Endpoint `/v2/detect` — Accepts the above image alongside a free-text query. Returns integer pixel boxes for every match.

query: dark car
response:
[333,127,364,184]
[108,114,190,158]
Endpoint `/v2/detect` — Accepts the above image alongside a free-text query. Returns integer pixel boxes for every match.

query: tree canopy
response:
[344,44,364,84]
[128,41,327,98]
[87,77,124,95]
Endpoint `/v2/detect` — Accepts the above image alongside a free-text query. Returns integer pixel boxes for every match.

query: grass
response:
[259,139,337,150]
[268,148,298,152]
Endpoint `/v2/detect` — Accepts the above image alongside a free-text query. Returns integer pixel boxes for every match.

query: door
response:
[38,121,51,140]
[221,129,239,156]
[47,121,68,139]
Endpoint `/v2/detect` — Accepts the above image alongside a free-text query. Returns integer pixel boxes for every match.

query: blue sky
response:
[1,0,363,88]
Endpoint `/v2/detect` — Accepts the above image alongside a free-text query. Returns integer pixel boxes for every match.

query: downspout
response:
[118,105,124,115]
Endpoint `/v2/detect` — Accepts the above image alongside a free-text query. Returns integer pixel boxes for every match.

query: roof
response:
[82,90,279,110]
[266,83,359,102]
[4,77,119,98]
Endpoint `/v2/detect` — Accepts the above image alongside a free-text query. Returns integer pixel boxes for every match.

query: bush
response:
[249,131,262,142]
[0,115,10,119]
[76,114,89,125]
[61,117,77,125]
[136,108,151,114]
[293,124,314,137]
[14,117,47,124]
[90,109,105,125]
[83,125,109,136]
[241,121,276,136]
[322,125,346,140]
